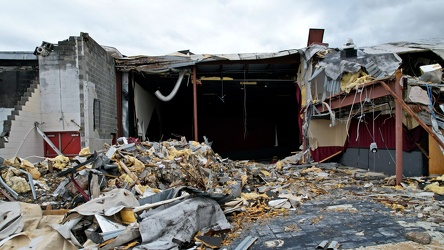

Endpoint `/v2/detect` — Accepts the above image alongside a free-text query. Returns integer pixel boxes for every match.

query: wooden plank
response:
[42,209,70,216]
[0,187,16,201]
[319,150,343,163]
[429,133,444,175]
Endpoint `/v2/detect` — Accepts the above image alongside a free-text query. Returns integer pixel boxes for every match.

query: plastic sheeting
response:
[70,188,139,216]
[137,197,231,250]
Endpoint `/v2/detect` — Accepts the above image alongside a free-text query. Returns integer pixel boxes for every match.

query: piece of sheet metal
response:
[0,202,23,240]
[327,240,339,250]
[95,214,126,233]
[234,235,258,250]
[317,240,329,249]
[18,169,36,200]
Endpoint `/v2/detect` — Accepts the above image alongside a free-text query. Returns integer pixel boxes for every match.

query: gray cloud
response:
[1,0,443,55]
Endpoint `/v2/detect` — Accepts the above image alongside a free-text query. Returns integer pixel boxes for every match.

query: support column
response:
[395,70,403,185]
[193,66,198,142]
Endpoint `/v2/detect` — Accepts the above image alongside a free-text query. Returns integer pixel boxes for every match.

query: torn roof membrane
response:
[114,49,301,73]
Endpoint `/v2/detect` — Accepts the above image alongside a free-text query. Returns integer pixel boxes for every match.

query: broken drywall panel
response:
[407,86,431,106]
[308,119,348,149]
[134,82,158,141]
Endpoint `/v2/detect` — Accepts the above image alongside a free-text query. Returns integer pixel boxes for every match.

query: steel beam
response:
[394,70,403,185]
[314,80,396,111]
[193,66,199,141]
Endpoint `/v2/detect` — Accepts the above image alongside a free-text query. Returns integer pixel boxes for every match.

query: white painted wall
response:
[39,63,82,132]
[0,85,43,163]
[134,82,158,140]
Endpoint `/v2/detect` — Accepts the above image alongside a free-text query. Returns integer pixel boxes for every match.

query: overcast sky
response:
[2,0,443,56]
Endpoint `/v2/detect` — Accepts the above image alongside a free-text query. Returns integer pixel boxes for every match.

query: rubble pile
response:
[0,138,444,249]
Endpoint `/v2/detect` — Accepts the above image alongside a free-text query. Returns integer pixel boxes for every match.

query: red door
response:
[44,132,81,157]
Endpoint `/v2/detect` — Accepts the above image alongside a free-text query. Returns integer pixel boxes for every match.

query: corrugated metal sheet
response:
[362,38,444,60]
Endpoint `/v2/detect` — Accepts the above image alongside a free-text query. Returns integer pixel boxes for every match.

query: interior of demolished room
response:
[115,38,444,180]
[115,52,301,161]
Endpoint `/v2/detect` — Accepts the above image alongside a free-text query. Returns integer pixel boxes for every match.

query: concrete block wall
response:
[39,33,117,152]
[0,84,43,162]
[76,33,117,150]
[39,36,82,133]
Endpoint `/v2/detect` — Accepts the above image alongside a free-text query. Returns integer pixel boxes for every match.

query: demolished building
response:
[1,31,444,249]
[1,32,443,180]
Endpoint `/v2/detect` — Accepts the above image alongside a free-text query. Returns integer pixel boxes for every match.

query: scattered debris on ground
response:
[1,137,444,249]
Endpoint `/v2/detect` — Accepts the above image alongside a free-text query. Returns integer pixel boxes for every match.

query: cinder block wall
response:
[39,33,117,152]
[76,33,117,149]
[39,37,82,133]
[0,84,43,161]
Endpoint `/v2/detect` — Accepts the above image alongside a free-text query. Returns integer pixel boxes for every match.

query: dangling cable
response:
[219,71,225,103]
[243,70,248,139]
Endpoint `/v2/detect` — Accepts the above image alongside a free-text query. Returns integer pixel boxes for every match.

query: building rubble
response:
[1,138,444,249]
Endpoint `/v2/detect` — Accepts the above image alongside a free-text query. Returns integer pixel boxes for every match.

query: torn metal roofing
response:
[115,49,300,73]
[318,50,402,80]
[361,38,444,59]
[313,39,444,82]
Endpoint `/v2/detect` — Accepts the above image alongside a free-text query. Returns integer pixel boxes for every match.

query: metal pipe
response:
[327,240,339,250]
[317,240,329,249]
[394,70,403,185]
[193,66,198,141]
[234,236,258,250]
[154,69,186,102]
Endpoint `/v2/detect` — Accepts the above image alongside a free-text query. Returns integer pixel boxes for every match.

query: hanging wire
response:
[426,83,437,119]
[379,127,396,164]
[346,89,360,138]
[243,70,248,139]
